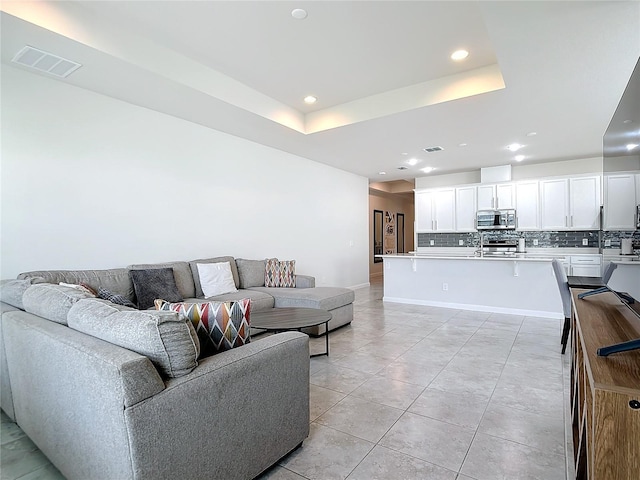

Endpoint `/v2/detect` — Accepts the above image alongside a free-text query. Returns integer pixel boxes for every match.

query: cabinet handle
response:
[435,220,438,230]
[565,216,568,227]
[571,215,574,226]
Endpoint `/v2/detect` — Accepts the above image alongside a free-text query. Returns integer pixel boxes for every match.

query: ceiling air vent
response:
[423,146,444,153]
[12,46,82,78]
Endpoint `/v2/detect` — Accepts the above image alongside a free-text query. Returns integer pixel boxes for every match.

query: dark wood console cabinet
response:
[570,289,640,479]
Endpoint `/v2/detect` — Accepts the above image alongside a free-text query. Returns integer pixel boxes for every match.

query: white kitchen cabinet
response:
[455,186,477,232]
[415,188,455,232]
[515,180,540,230]
[569,176,601,230]
[541,176,601,230]
[604,174,637,230]
[477,183,515,210]
[540,179,570,229]
[570,255,602,277]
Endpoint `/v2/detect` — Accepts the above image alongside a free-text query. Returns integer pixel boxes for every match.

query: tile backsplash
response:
[417,230,639,250]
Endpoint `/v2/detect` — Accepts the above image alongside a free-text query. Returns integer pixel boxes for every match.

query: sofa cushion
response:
[68,299,199,378]
[189,256,240,297]
[22,284,95,325]
[155,298,250,357]
[248,286,355,311]
[129,268,183,310]
[128,261,195,299]
[1,277,44,309]
[97,287,137,309]
[196,262,238,297]
[235,259,266,288]
[17,268,134,302]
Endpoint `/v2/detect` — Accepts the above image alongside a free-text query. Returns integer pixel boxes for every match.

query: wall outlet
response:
[605,239,611,247]
[533,239,539,246]
[442,283,448,291]
[458,239,464,246]
[582,238,589,246]
[430,240,435,246]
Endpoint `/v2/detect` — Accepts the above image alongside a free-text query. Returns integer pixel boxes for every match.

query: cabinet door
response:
[515,181,539,230]
[604,174,637,230]
[570,265,602,277]
[570,176,601,230]
[496,183,515,209]
[455,186,477,232]
[433,188,455,231]
[541,179,569,229]
[415,190,434,231]
[477,185,496,209]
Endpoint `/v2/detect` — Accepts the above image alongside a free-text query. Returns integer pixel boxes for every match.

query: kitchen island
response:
[379,252,564,318]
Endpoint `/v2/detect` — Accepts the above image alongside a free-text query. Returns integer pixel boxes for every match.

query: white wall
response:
[0,66,369,288]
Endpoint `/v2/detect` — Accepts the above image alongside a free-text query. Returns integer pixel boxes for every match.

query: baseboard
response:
[349,282,370,290]
[382,296,564,319]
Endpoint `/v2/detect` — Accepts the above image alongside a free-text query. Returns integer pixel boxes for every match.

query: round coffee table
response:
[251,307,332,357]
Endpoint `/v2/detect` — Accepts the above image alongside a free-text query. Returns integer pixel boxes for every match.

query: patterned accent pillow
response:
[279,260,296,288]
[97,287,137,309]
[155,298,251,358]
[265,258,280,287]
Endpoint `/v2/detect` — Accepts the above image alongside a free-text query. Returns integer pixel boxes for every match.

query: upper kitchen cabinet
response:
[569,176,601,229]
[515,180,540,230]
[477,183,515,210]
[540,176,601,230]
[603,173,637,230]
[455,186,477,232]
[415,188,455,232]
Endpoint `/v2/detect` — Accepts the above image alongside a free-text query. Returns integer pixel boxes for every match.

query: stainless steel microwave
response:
[476,209,516,230]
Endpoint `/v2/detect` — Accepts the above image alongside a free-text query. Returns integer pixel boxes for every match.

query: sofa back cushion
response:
[1,278,45,310]
[17,269,134,303]
[189,256,240,297]
[68,299,199,378]
[127,261,195,299]
[22,284,95,325]
[235,259,266,289]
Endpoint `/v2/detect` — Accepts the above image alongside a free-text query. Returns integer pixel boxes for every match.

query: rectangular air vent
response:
[423,146,444,153]
[12,46,81,78]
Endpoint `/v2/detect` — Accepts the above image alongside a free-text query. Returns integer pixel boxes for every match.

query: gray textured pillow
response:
[22,283,94,325]
[0,277,44,309]
[68,299,200,378]
[235,259,266,288]
[129,268,182,310]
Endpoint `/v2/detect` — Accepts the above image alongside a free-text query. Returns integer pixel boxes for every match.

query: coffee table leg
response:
[310,321,330,358]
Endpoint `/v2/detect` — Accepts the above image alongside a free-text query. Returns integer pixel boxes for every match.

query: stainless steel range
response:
[477,239,519,257]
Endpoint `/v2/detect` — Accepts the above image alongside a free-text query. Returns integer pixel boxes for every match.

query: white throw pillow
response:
[197,262,238,297]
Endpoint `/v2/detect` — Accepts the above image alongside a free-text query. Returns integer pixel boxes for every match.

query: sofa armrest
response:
[295,274,315,288]
[124,332,310,480]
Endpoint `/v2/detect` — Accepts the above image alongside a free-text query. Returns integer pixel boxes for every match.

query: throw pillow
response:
[129,268,183,310]
[155,298,251,357]
[265,258,280,287]
[196,262,238,298]
[235,259,266,288]
[279,260,296,288]
[97,286,137,309]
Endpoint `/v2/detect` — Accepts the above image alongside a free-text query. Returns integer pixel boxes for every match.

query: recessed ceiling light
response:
[506,143,523,152]
[421,167,435,174]
[397,166,408,170]
[303,95,317,104]
[526,132,537,137]
[515,155,525,162]
[458,143,468,147]
[406,158,419,166]
[378,171,386,175]
[401,152,408,156]
[451,49,469,61]
[291,8,308,20]
[626,143,639,151]
[623,119,633,124]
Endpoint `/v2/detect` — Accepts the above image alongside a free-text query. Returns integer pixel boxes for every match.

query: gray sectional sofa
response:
[0,256,355,480]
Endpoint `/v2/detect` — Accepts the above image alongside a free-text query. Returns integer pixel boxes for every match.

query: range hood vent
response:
[12,46,82,78]
[481,165,512,183]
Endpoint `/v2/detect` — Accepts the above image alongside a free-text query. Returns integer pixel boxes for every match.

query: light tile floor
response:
[1,279,571,480]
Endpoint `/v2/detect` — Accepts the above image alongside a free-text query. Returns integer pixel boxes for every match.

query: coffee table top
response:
[251,307,332,330]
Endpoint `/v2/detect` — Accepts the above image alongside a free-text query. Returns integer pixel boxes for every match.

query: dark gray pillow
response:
[129,268,183,310]
[97,287,137,309]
